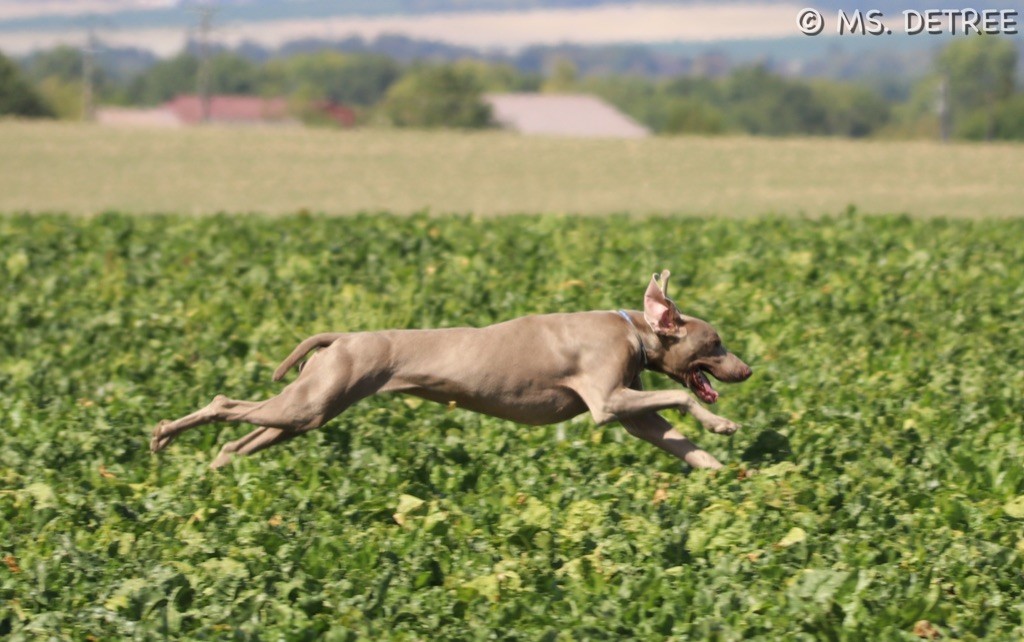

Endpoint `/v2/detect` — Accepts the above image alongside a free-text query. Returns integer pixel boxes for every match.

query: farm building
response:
[95,106,182,128]
[483,93,649,138]
[97,95,356,128]
[164,95,293,125]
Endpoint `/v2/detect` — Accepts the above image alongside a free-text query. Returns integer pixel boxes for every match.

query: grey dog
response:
[151,270,752,469]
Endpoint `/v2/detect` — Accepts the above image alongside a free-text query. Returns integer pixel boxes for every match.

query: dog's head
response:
[643,270,752,403]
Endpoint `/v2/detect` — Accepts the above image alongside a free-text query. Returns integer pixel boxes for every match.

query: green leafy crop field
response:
[1,212,1022,640]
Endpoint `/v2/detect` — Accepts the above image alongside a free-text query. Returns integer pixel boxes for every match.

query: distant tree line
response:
[0,53,53,117]
[2,35,1021,140]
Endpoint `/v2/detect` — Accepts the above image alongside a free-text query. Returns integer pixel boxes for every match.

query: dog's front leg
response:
[598,388,740,435]
[620,412,723,469]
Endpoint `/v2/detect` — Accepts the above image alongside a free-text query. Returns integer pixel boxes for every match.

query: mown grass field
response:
[3,122,1024,217]
[1,212,1022,640]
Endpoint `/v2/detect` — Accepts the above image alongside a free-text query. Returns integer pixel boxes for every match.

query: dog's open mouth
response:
[686,367,719,404]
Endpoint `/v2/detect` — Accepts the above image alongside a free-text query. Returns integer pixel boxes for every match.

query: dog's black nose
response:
[740,365,753,380]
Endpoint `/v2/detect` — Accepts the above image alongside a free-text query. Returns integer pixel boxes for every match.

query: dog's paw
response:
[150,420,174,452]
[210,451,233,470]
[708,418,741,436]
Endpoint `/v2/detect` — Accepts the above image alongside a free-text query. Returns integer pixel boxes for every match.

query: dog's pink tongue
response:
[695,370,718,404]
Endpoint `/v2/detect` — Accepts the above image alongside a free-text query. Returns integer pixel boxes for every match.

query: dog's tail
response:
[272,333,345,381]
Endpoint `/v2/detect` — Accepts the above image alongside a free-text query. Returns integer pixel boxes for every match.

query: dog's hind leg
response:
[152,342,393,454]
[210,426,300,469]
[150,387,333,454]
[152,334,394,457]
[150,395,263,453]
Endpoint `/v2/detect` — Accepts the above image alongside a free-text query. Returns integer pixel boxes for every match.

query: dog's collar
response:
[616,309,648,368]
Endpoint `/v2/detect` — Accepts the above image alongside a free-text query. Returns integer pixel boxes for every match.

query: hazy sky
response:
[0,1,176,21]
[0,2,806,56]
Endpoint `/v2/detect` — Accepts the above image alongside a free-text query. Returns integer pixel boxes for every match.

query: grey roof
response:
[483,93,650,139]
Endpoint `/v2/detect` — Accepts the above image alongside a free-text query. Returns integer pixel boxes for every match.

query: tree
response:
[35,77,82,119]
[0,52,53,117]
[810,81,891,138]
[24,46,85,83]
[959,95,1024,140]
[23,46,88,119]
[725,66,829,136]
[263,52,400,106]
[452,59,539,93]
[207,53,261,95]
[576,67,890,137]
[578,75,662,129]
[542,58,578,93]
[124,54,199,105]
[663,97,726,135]
[378,65,491,129]
[937,36,1016,138]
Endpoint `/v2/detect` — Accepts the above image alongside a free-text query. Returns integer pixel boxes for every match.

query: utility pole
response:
[937,74,951,143]
[81,25,97,122]
[192,5,218,123]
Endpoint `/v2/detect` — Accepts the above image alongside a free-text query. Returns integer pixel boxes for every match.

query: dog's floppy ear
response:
[644,270,680,334]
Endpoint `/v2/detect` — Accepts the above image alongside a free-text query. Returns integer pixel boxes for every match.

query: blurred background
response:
[1,0,1023,216]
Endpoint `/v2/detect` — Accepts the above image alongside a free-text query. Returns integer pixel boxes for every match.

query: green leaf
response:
[520,496,552,529]
[5,249,28,277]
[1003,496,1024,519]
[24,482,57,509]
[395,494,426,515]
[687,501,753,555]
[776,527,807,548]
[423,509,449,533]
[788,569,852,605]
[462,574,500,601]
[558,500,605,542]
[199,557,248,579]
